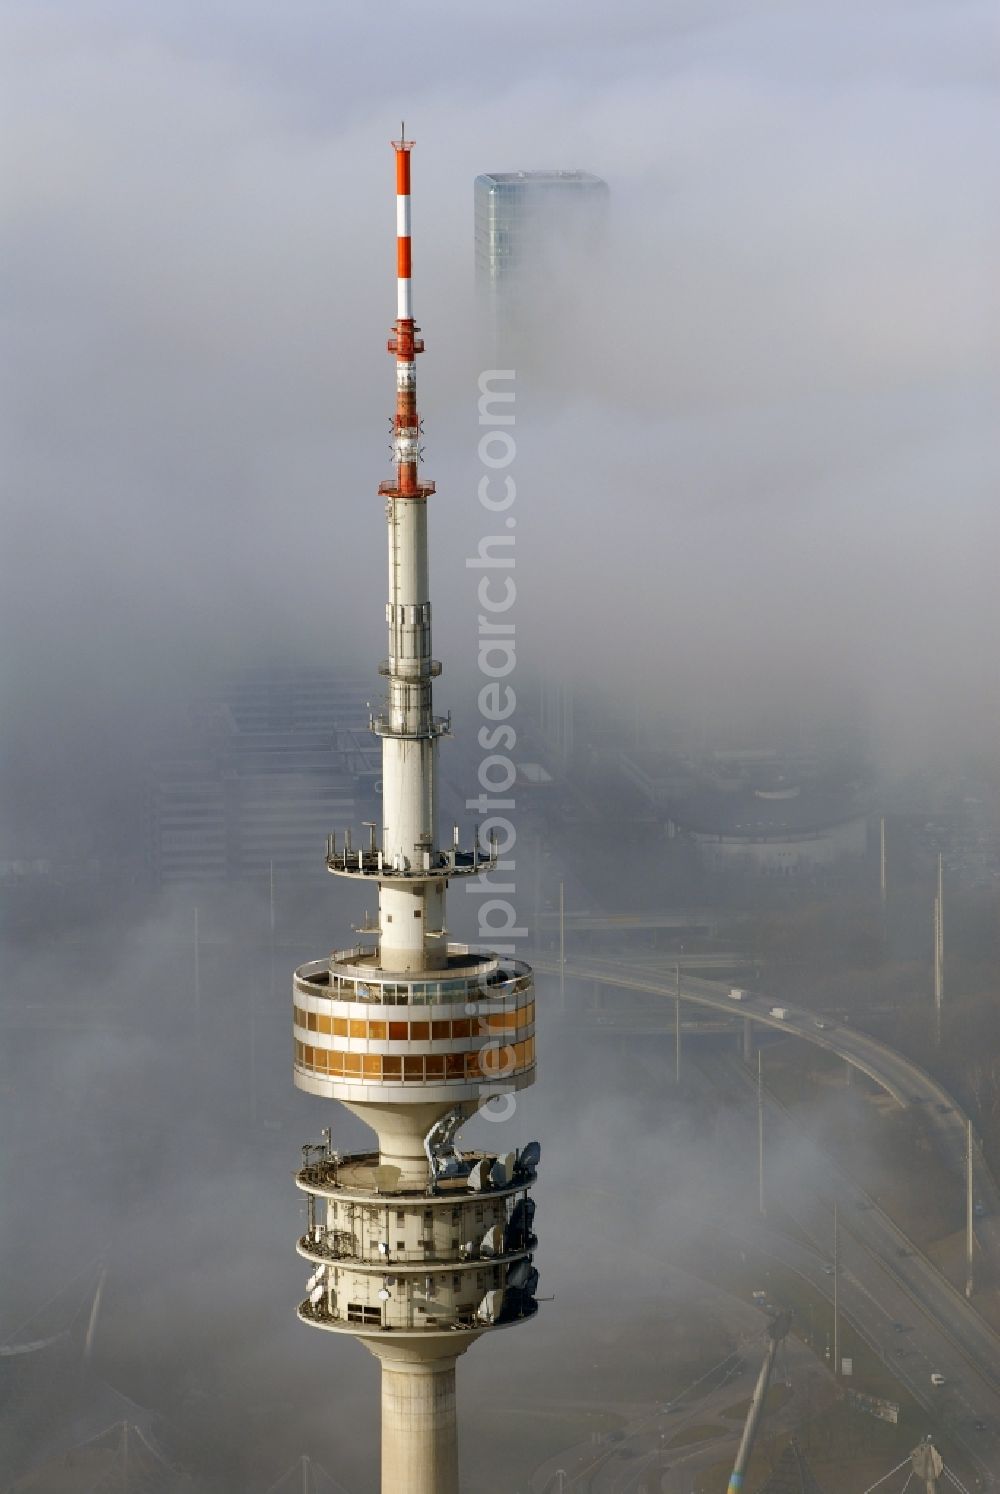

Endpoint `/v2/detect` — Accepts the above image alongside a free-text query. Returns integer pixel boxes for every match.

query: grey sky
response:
[3,0,998,842]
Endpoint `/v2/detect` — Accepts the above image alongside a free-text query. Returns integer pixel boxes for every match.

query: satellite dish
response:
[509,1197,535,1229]
[496,1287,522,1323]
[467,1158,492,1192]
[378,1288,391,1301]
[373,1164,402,1193]
[476,1289,504,1325]
[506,1258,533,1290]
[490,1152,516,1187]
[480,1225,504,1257]
[309,1286,324,1305]
[505,1197,537,1251]
[499,1285,538,1322]
[517,1141,541,1174]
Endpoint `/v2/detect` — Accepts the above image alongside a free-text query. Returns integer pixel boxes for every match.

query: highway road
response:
[716,1053,1000,1484]
[744,1215,998,1486]
[534,951,1000,1271]
[526,1077,999,1489]
[531,953,1000,1483]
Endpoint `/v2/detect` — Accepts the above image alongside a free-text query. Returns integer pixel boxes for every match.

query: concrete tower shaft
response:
[379,491,443,970]
[378,131,442,973]
[291,133,538,1494]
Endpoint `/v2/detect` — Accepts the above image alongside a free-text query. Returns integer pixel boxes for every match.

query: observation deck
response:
[325,832,499,883]
[293,945,535,1105]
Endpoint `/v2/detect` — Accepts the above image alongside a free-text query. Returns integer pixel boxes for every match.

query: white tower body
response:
[292,133,538,1494]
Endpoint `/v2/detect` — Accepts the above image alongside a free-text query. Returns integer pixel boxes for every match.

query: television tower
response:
[292,132,539,1494]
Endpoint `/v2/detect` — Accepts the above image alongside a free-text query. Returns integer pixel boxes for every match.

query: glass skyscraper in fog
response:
[474,170,609,352]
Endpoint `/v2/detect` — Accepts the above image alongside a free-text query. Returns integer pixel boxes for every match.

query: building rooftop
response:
[476,170,606,188]
[672,783,864,837]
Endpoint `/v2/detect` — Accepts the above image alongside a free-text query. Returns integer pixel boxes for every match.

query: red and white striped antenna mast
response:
[382,123,433,502]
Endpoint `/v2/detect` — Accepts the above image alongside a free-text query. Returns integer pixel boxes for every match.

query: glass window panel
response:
[349,1020,366,1039]
[333,1018,348,1037]
[410,1022,429,1041]
[368,1021,386,1040]
[363,1055,381,1077]
[382,1056,402,1078]
[451,1019,471,1039]
[344,1053,361,1075]
[431,1020,450,1040]
[425,1056,444,1078]
[481,1045,514,1079]
[389,1021,408,1041]
[403,1056,424,1080]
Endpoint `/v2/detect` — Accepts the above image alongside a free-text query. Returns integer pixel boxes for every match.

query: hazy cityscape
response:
[3,3,999,1492]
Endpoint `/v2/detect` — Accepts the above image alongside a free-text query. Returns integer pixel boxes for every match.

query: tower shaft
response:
[375,1348,460,1494]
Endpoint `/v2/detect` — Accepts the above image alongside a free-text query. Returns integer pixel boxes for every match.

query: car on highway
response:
[930,1373,946,1388]
[822,1264,834,1276]
[814,1020,829,1030]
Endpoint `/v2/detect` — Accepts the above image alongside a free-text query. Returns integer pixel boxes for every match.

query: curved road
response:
[535,953,1000,1243]
[532,954,1000,1483]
